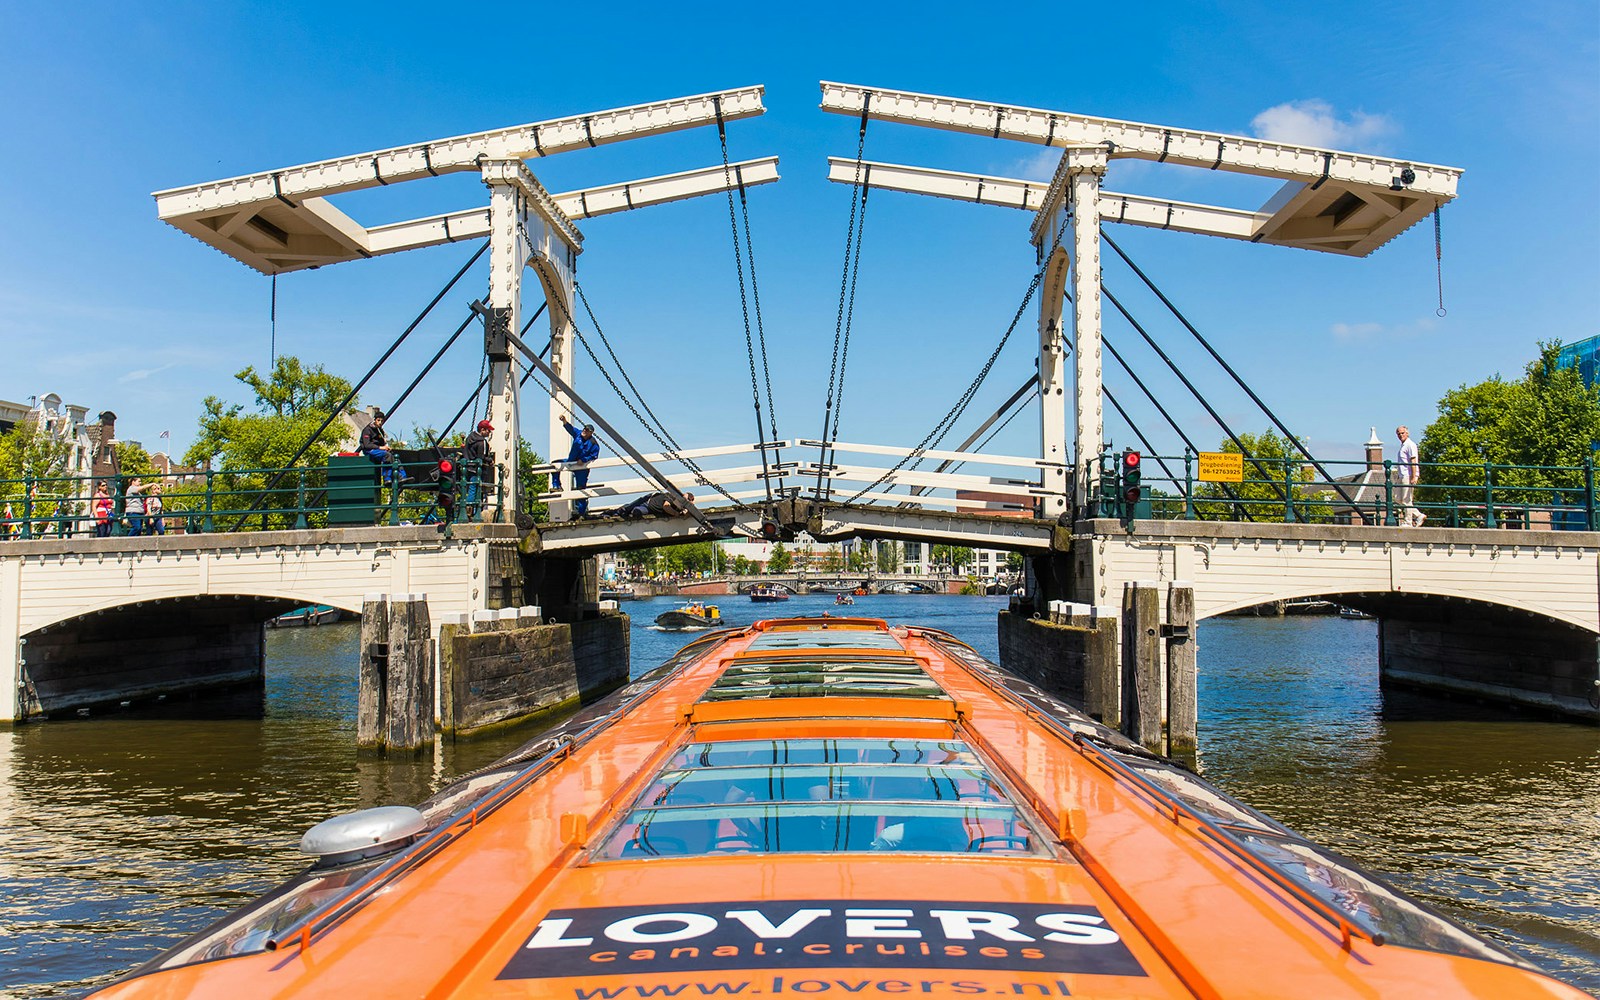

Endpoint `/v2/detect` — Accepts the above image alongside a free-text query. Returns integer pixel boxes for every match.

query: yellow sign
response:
[1198,451,1244,483]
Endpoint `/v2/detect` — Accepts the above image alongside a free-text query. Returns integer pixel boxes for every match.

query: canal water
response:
[1,594,1596,996]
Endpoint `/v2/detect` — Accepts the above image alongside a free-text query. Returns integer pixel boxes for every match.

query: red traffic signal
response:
[437,459,454,475]
[1122,450,1141,471]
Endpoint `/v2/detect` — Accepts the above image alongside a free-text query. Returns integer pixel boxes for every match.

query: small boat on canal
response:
[265,605,341,628]
[834,593,854,606]
[748,584,790,603]
[89,616,1586,999]
[654,601,723,629]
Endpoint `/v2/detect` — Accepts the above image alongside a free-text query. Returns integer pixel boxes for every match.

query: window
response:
[597,739,1040,859]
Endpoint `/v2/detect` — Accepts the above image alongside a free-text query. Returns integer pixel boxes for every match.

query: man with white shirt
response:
[1395,425,1424,526]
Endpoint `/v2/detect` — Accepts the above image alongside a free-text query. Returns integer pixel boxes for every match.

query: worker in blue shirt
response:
[559,415,600,518]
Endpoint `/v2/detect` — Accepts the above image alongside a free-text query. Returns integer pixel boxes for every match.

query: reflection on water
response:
[0,599,1594,996]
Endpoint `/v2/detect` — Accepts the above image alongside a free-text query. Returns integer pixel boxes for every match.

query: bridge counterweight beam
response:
[1067,151,1108,517]
[481,159,582,522]
[485,174,528,521]
[1038,252,1070,521]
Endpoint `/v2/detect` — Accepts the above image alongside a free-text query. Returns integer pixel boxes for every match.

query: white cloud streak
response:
[1251,100,1395,151]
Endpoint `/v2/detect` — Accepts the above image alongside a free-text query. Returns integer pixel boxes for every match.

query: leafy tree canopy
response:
[0,420,72,493]
[1420,341,1600,504]
[185,356,356,471]
[767,542,792,573]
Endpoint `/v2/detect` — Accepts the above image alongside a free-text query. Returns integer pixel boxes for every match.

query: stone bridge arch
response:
[19,594,326,721]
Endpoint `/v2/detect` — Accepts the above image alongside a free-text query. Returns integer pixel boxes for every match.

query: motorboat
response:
[88,617,1585,999]
[599,585,637,601]
[748,585,790,603]
[654,602,723,629]
[266,605,341,628]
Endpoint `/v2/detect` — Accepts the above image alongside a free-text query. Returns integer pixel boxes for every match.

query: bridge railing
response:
[1099,450,1599,530]
[0,460,493,539]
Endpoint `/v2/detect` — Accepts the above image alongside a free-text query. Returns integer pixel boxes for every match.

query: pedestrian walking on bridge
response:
[1395,425,1424,527]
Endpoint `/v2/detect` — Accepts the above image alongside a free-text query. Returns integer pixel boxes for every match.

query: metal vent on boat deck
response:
[299,805,427,868]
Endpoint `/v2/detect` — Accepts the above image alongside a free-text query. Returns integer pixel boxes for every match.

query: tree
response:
[1421,341,1600,513]
[875,540,902,574]
[0,420,72,498]
[1004,551,1024,574]
[930,545,974,573]
[1192,430,1329,522]
[186,356,355,472]
[767,542,792,573]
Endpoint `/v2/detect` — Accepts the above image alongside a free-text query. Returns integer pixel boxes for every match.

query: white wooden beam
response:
[155,86,767,219]
[819,82,1459,198]
[795,437,1058,470]
[555,158,780,220]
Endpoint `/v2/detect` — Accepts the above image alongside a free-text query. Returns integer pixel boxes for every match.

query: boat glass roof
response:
[597,738,1041,859]
[745,627,906,651]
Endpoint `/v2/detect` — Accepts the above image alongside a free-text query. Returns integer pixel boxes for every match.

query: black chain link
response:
[714,100,778,505]
[570,282,740,505]
[817,96,873,501]
[1434,205,1447,318]
[844,210,1071,504]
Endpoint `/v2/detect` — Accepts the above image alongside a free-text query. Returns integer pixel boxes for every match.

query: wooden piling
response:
[384,595,434,752]
[1067,605,1121,728]
[357,593,389,751]
[1122,581,1164,754]
[1166,582,1197,757]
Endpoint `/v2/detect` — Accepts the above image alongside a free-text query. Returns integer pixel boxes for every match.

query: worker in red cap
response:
[461,418,494,519]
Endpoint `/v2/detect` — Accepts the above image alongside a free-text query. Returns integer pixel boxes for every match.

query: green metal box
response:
[327,455,379,526]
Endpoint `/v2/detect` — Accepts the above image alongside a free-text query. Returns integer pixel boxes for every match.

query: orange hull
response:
[91,618,1586,999]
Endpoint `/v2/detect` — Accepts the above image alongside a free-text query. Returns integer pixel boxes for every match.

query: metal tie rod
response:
[470,301,719,535]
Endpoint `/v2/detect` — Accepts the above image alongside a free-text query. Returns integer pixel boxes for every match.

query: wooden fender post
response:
[1166,582,1197,757]
[1122,581,1164,754]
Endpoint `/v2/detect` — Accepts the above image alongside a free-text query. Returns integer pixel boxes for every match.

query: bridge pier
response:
[1378,597,1600,721]
[1000,576,1197,758]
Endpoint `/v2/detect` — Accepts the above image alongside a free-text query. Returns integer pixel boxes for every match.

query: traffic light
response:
[433,458,457,520]
[1120,449,1142,522]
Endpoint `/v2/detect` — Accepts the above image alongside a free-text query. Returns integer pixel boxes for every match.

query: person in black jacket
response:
[461,419,493,517]
[359,412,395,482]
[618,491,695,520]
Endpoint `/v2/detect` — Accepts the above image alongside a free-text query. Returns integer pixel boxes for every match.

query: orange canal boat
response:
[92,617,1585,998]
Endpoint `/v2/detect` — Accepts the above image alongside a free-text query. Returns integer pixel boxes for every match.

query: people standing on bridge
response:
[360,411,396,484]
[145,482,166,536]
[1395,425,1424,527]
[124,478,154,536]
[558,415,600,519]
[92,483,113,537]
[461,419,493,519]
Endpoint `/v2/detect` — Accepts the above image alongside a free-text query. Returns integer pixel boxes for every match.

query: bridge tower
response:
[154,88,775,518]
[820,83,1461,521]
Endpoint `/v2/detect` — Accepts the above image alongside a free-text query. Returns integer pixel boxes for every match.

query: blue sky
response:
[2,1,1595,478]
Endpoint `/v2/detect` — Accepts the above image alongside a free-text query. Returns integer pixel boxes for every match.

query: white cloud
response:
[1251,100,1394,150]
[1007,148,1061,183]
[118,363,178,384]
[1331,317,1437,341]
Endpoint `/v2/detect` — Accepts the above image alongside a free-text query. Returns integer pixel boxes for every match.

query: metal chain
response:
[713,100,776,505]
[571,283,741,506]
[845,210,1070,504]
[1433,205,1447,318]
[518,217,743,507]
[817,95,872,501]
